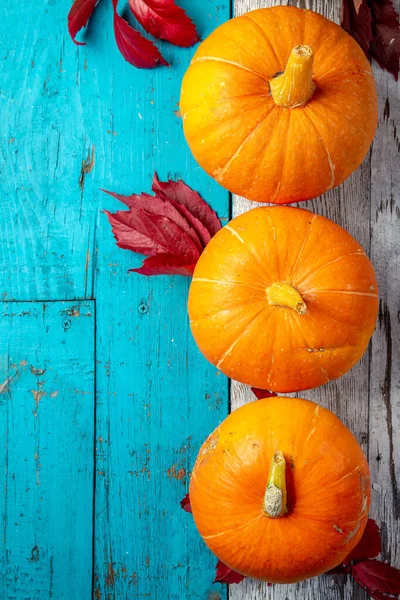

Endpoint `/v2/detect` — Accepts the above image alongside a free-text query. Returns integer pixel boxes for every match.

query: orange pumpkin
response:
[188,206,378,392]
[190,396,370,583]
[180,6,377,204]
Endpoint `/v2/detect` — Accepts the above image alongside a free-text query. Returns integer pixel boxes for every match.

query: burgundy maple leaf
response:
[103,173,221,276]
[152,174,221,239]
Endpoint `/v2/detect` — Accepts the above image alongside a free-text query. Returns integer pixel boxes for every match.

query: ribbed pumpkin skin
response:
[190,397,370,583]
[188,207,378,392]
[180,6,377,204]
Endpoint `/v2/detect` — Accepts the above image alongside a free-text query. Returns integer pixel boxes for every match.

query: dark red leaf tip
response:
[180,493,192,513]
[68,0,99,45]
[214,560,246,585]
[113,0,168,68]
[251,387,278,400]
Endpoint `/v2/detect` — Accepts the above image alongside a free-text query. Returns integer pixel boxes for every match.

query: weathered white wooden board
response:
[230,1,400,599]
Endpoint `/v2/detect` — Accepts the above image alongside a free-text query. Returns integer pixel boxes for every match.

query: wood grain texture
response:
[0,300,95,599]
[368,57,400,567]
[0,2,99,301]
[89,1,230,599]
[230,1,399,599]
[94,276,228,599]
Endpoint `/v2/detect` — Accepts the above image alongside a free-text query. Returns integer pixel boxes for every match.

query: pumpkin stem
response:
[264,451,288,518]
[266,281,307,314]
[270,45,315,108]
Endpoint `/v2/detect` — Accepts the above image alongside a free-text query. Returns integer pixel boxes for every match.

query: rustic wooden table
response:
[0,0,398,599]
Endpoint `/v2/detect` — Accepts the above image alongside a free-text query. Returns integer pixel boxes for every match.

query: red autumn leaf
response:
[251,388,278,400]
[152,174,221,238]
[103,174,220,276]
[68,0,100,46]
[341,0,400,79]
[113,0,168,68]
[165,199,212,249]
[214,560,246,585]
[102,189,203,252]
[345,519,381,563]
[131,254,196,276]
[105,209,199,260]
[370,0,400,81]
[353,560,400,597]
[129,0,200,47]
[341,0,373,56]
[180,493,192,513]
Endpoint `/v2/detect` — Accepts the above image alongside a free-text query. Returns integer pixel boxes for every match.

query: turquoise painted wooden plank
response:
[94,276,228,599]
[90,0,231,598]
[0,300,95,599]
[0,1,98,301]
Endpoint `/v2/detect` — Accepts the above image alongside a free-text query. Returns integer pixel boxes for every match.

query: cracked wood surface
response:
[231,1,400,600]
[0,301,95,598]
